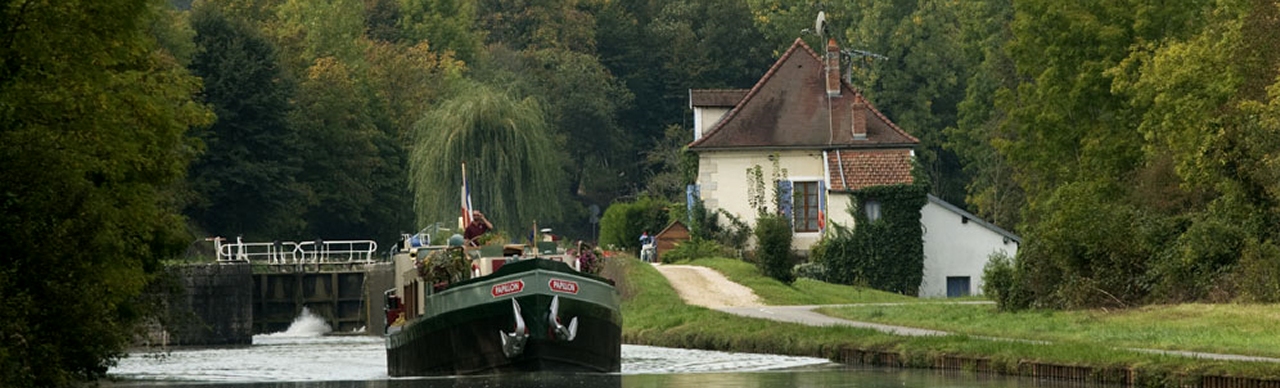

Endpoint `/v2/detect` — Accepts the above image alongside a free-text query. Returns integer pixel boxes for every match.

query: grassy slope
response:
[618,256,901,355]
[615,256,1280,382]
[687,258,918,305]
[686,257,1280,359]
[817,303,1280,359]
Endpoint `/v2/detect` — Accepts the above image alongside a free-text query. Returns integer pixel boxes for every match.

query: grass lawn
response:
[817,303,1280,359]
[615,255,904,355]
[679,256,1280,359]
[682,258,919,305]
[612,255,1280,383]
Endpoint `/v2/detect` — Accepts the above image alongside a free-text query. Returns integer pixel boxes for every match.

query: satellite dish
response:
[815,11,826,36]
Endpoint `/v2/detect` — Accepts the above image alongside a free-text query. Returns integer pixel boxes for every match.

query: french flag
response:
[460,162,473,228]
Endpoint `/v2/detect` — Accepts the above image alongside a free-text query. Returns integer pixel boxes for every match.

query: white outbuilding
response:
[918,195,1021,298]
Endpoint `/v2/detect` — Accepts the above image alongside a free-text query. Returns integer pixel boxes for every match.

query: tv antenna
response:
[801,11,828,37]
[814,11,889,86]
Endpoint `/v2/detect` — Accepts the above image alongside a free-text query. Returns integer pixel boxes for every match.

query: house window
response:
[864,199,882,221]
[792,181,821,232]
[946,276,971,298]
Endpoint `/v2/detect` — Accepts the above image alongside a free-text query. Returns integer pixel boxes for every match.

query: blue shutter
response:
[777,180,793,227]
[818,180,827,232]
[685,184,700,222]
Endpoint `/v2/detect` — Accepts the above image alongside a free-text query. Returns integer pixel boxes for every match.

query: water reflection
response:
[110,337,832,383]
[110,373,624,388]
[109,319,1110,388]
[108,368,1113,388]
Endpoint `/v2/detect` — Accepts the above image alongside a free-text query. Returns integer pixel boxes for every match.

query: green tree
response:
[471,45,634,211]
[597,197,669,251]
[831,0,971,206]
[643,124,699,201]
[398,0,483,61]
[364,41,464,141]
[0,0,212,385]
[290,57,385,239]
[409,82,567,234]
[993,0,1226,307]
[1115,0,1280,302]
[999,0,1182,201]
[994,0,1152,307]
[358,41,464,243]
[597,0,772,153]
[214,0,285,26]
[477,0,598,52]
[747,0,853,55]
[364,0,404,42]
[186,3,307,238]
[271,0,371,73]
[944,0,1021,231]
[150,2,199,65]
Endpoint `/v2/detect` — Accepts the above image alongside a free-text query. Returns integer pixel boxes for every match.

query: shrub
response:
[982,251,1030,311]
[1020,181,1154,308]
[1230,239,1280,303]
[598,196,669,250]
[1150,213,1243,302]
[793,262,828,282]
[754,213,795,284]
[661,238,731,263]
[712,209,752,250]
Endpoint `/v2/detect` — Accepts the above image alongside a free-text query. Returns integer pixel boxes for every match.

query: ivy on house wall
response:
[745,156,795,283]
[812,184,928,295]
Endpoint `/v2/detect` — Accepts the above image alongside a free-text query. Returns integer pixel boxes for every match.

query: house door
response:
[946,276,971,298]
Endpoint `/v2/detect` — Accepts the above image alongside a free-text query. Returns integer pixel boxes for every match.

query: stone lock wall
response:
[160,263,254,346]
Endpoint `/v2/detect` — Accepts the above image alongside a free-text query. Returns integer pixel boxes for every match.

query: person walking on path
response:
[639,231,655,262]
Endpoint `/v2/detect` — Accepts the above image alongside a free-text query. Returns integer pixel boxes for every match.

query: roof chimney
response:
[826,38,840,97]
[852,99,867,140]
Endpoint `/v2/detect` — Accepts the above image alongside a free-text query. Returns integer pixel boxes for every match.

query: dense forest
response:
[4,0,1280,385]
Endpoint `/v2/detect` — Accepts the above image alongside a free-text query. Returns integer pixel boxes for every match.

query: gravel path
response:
[717,305,950,336]
[650,264,761,308]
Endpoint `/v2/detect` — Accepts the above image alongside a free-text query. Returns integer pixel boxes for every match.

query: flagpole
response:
[461,162,472,230]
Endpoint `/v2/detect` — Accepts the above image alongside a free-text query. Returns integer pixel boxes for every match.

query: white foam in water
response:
[112,308,382,382]
[262,307,332,338]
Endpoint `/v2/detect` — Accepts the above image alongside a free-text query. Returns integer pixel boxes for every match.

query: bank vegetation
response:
[615,257,1280,386]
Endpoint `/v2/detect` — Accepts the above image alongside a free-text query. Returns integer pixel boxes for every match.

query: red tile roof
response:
[827,149,915,191]
[688,38,919,150]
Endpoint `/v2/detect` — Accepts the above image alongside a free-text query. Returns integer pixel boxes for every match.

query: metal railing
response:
[212,237,378,264]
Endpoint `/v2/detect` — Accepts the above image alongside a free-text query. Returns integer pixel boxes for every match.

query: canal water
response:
[108,309,1100,388]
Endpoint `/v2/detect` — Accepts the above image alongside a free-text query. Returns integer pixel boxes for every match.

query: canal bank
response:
[620,258,1280,388]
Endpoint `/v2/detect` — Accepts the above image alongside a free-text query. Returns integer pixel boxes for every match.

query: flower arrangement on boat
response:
[415,246,470,286]
[568,241,604,275]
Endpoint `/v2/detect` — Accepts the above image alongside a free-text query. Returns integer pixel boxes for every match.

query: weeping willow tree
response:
[409,81,567,235]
